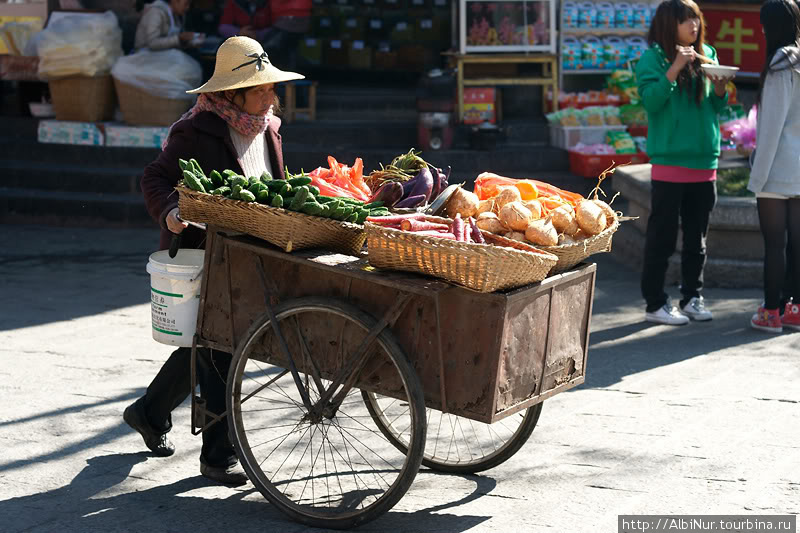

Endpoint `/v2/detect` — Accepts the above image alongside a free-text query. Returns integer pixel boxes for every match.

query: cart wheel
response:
[227,297,426,530]
[363,392,543,474]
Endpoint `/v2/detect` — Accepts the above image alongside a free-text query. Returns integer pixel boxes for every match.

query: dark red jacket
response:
[141,111,284,251]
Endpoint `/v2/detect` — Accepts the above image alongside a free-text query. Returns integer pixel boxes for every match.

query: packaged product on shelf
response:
[606,70,639,102]
[603,36,628,69]
[632,3,652,29]
[619,102,648,126]
[562,37,582,70]
[563,1,580,29]
[596,2,615,28]
[625,36,648,62]
[572,142,617,154]
[614,2,634,28]
[584,106,606,126]
[578,2,597,28]
[581,36,603,69]
[603,106,623,125]
[605,130,637,153]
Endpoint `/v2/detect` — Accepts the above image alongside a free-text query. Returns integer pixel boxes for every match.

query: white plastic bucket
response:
[146,249,205,347]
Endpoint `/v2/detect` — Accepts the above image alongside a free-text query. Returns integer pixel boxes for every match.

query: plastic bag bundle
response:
[112,49,201,101]
[1,21,44,56]
[37,11,123,78]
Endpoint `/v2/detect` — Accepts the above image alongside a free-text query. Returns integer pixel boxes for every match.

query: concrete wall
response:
[611,164,763,288]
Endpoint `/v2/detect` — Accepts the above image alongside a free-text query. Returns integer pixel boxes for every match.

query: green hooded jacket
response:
[635,43,728,169]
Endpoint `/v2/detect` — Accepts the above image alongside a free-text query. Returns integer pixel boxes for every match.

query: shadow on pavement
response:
[1,452,495,533]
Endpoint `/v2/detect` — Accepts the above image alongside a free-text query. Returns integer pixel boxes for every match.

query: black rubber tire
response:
[227,296,426,529]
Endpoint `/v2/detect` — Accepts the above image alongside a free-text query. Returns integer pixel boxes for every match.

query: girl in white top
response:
[748,0,800,333]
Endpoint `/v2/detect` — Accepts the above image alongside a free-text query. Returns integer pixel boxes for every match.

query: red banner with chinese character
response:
[701,4,765,76]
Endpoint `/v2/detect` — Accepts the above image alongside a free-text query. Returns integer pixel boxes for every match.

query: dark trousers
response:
[641,180,717,312]
[141,346,236,467]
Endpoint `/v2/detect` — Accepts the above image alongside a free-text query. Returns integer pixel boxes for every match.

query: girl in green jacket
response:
[635,0,729,326]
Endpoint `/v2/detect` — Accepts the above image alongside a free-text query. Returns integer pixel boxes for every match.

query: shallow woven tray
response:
[538,217,620,274]
[177,185,366,255]
[365,217,558,293]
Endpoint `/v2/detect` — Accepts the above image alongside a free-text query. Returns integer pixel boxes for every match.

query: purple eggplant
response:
[369,181,404,207]
[402,172,422,196]
[394,194,427,208]
[407,166,434,202]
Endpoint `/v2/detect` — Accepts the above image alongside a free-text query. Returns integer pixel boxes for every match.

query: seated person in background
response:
[134,0,200,51]
[218,0,272,42]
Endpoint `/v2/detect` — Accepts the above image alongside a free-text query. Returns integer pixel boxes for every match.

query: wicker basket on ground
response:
[114,79,193,127]
[48,74,116,122]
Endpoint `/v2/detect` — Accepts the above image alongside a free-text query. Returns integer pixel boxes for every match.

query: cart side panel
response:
[492,266,595,420]
[199,232,234,350]
[494,291,551,414]
[435,289,508,422]
[542,274,593,391]
[201,242,446,406]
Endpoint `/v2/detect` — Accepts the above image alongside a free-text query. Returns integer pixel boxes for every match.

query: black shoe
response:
[200,462,249,486]
[123,399,175,457]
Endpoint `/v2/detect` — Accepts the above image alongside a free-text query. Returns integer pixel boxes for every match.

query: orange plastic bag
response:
[474,172,583,206]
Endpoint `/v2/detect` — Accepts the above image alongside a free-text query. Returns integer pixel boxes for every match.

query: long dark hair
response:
[648,0,706,104]
[757,0,800,104]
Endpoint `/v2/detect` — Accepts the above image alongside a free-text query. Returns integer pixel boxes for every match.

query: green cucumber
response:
[309,185,320,196]
[182,170,205,193]
[288,176,312,187]
[229,176,248,188]
[264,180,286,192]
[256,189,270,203]
[260,171,273,181]
[189,158,205,177]
[345,212,359,223]
[271,194,284,208]
[363,201,384,209]
[178,158,189,171]
[279,182,292,196]
[238,189,256,202]
[210,185,231,196]
[290,186,309,210]
[209,170,224,187]
[300,201,325,216]
[199,177,213,191]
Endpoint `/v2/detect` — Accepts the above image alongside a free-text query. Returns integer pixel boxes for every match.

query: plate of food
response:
[700,64,739,79]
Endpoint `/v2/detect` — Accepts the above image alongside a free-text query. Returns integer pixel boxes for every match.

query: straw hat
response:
[187,36,304,94]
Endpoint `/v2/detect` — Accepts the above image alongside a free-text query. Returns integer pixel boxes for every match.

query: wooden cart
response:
[190,226,596,529]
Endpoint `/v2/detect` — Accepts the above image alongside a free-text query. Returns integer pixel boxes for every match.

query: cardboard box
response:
[37,120,104,146]
[463,88,496,125]
[105,124,169,148]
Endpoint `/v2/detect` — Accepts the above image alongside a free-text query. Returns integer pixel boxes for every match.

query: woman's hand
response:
[705,73,729,97]
[178,31,195,44]
[666,45,696,82]
[166,207,188,234]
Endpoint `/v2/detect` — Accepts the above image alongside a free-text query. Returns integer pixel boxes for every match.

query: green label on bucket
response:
[151,287,183,298]
[153,325,182,336]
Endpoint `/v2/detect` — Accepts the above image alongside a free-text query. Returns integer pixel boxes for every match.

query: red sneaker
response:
[782,300,800,331]
[751,306,782,333]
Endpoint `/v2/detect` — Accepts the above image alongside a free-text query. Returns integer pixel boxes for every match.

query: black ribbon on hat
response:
[232,52,270,72]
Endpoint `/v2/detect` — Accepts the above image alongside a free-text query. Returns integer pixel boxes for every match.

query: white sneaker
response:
[681,296,712,321]
[645,304,690,325]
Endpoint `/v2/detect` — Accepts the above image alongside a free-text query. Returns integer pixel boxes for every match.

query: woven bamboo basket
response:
[538,217,620,274]
[114,79,193,126]
[177,186,367,255]
[48,75,116,122]
[365,217,559,293]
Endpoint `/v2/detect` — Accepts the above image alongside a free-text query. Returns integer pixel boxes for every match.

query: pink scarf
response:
[162,92,273,150]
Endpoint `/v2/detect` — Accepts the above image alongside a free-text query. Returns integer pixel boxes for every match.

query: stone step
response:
[0,187,154,227]
[0,159,143,194]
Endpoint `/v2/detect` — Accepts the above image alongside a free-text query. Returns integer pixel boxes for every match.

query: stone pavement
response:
[0,224,797,533]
